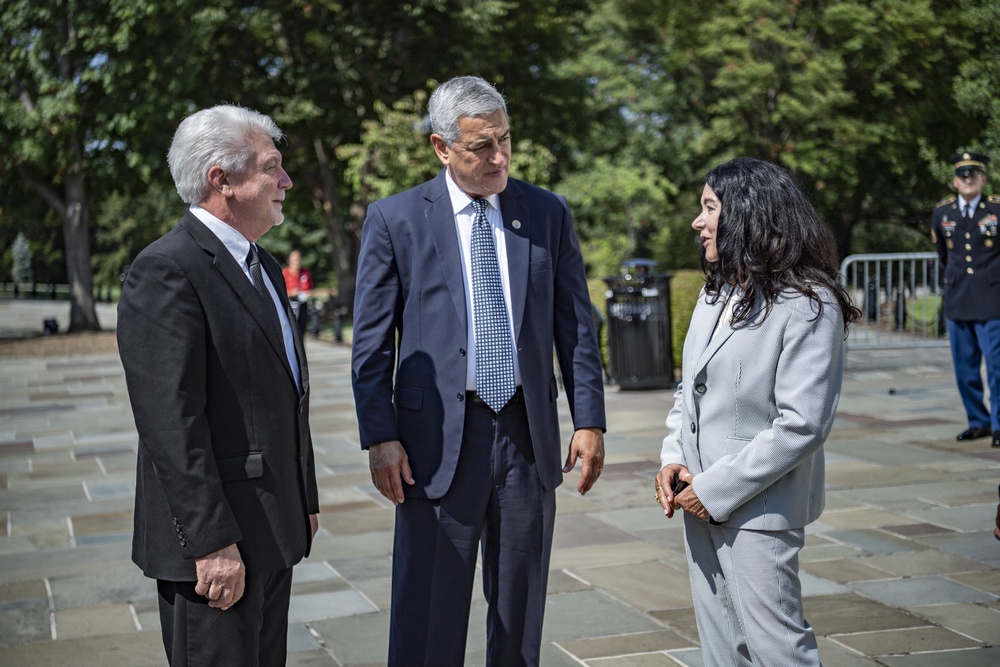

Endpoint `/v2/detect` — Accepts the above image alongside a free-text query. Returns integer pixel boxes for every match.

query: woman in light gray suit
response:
[655,158,861,666]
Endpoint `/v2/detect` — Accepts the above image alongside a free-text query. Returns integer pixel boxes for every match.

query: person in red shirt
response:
[282,249,312,333]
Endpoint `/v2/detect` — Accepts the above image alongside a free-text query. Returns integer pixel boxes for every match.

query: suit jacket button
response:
[179,539,187,547]
[459,348,466,356]
[695,383,707,394]
[690,422,696,433]
[458,393,465,402]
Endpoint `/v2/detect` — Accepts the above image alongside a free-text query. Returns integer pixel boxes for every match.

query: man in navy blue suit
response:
[351,75,607,666]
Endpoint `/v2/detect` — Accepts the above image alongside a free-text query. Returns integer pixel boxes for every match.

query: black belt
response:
[466,386,524,406]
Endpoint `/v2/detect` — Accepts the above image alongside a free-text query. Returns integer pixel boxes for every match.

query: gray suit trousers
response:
[683,514,820,667]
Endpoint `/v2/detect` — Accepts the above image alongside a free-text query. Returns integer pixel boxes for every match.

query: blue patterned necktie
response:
[470,198,516,412]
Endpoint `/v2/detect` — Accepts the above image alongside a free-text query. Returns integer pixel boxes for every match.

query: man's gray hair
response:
[167,105,283,205]
[428,76,507,146]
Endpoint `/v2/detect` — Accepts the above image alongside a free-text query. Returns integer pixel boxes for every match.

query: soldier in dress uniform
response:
[931,152,1000,447]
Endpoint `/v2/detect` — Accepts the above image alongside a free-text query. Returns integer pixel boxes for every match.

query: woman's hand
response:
[675,484,710,521]
[654,464,692,518]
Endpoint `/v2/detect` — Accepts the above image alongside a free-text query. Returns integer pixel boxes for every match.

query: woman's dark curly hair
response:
[702,157,861,332]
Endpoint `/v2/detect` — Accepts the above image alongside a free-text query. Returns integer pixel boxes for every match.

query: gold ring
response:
[654,494,660,503]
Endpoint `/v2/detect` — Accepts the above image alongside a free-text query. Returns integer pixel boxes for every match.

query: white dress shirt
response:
[443,170,522,391]
[958,193,982,219]
[189,205,302,395]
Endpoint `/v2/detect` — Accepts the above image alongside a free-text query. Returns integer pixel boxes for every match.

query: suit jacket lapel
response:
[499,182,530,337]
[691,292,726,375]
[178,215,294,378]
[259,249,306,394]
[425,171,469,329]
[694,288,766,375]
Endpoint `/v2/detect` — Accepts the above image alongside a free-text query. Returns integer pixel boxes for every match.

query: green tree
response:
[197,0,598,312]
[91,182,181,287]
[952,1,1000,158]
[557,157,678,276]
[1,0,205,330]
[565,0,973,264]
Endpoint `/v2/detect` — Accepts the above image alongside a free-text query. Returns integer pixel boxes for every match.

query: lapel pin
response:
[512,219,521,229]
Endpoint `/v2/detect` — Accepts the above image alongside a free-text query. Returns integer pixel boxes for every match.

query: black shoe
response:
[956,427,992,441]
[993,433,1000,448]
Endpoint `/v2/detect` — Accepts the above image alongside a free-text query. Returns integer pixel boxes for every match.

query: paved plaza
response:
[2,299,1000,666]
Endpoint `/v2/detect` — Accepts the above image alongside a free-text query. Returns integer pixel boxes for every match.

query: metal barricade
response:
[839,252,948,349]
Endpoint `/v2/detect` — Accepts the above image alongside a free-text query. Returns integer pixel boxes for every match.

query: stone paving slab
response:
[2,304,1000,664]
[852,575,995,608]
[800,557,894,584]
[909,602,1000,644]
[878,647,1000,667]
[0,629,166,666]
[832,625,983,656]
[803,592,926,636]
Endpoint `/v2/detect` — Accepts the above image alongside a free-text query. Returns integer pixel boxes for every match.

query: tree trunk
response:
[15,160,101,332]
[63,167,101,331]
[312,137,361,317]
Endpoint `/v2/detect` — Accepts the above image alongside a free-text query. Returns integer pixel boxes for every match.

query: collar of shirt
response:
[958,194,982,214]
[443,169,501,218]
[189,205,253,272]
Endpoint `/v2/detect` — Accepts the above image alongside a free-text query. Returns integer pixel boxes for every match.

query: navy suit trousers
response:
[388,397,555,667]
[947,318,1000,430]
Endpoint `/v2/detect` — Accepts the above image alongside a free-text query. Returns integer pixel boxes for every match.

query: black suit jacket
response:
[351,171,606,497]
[118,212,319,581]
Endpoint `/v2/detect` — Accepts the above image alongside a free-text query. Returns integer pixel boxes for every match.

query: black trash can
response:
[604,260,674,390]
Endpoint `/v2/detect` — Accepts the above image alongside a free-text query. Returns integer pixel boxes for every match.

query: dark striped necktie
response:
[247,244,268,298]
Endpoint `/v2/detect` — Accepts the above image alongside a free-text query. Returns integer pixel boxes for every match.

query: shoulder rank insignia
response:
[988,195,1000,204]
[936,196,956,208]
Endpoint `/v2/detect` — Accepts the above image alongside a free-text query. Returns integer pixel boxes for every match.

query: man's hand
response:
[369,440,414,505]
[563,427,605,495]
[654,465,691,519]
[310,513,319,540]
[194,543,245,610]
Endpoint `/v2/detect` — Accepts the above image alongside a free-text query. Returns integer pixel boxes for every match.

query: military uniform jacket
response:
[931,195,1000,321]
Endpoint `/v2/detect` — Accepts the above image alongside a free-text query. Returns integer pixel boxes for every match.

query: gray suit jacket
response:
[661,287,844,530]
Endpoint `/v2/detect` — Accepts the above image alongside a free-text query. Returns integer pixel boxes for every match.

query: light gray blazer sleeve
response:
[663,288,844,530]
